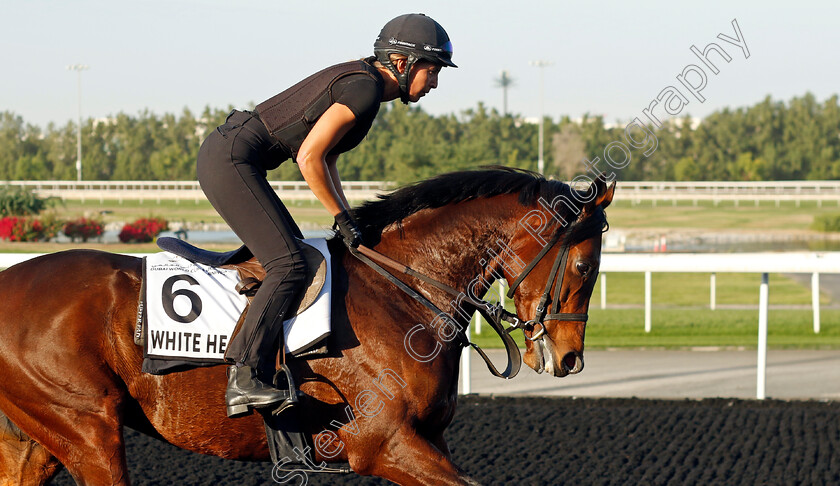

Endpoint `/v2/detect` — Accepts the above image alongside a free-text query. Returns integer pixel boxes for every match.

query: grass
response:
[469,308,840,350]
[54,198,334,228]
[591,272,831,306]
[584,309,840,349]
[469,308,839,350]
[605,198,840,232]
[466,272,838,350]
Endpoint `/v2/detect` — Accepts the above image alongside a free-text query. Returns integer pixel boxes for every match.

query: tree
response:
[494,70,515,116]
[0,112,26,180]
[551,123,585,180]
[1,93,838,183]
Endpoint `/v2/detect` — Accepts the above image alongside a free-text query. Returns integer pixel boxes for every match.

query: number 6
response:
[162,274,203,323]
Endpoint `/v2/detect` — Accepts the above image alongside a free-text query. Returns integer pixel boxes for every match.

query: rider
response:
[196,13,456,418]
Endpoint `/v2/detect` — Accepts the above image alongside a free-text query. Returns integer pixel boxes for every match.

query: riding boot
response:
[225,365,295,418]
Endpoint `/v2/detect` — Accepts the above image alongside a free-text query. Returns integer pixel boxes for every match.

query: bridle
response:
[503,226,590,341]
[349,208,604,379]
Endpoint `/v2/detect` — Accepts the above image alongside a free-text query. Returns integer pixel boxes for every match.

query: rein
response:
[351,245,522,379]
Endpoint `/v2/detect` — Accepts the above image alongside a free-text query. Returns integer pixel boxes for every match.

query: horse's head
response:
[504,175,615,377]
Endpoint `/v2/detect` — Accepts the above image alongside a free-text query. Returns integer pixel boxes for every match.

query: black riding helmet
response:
[374,13,456,104]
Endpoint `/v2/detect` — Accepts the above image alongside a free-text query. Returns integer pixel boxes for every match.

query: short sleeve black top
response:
[328,70,384,156]
[255,58,385,170]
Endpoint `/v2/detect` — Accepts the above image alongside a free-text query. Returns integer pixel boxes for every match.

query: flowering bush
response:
[63,218,104,242]
[0,217,18,240]
[118,217,168,243]
[0,216,61,242]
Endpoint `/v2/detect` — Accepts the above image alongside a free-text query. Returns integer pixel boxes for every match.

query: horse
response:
[0,167,614,485]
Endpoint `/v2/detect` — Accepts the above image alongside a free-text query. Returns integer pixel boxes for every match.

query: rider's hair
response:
[373,53,408,70]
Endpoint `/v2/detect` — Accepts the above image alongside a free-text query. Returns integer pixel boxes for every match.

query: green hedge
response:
[0,185,57,217]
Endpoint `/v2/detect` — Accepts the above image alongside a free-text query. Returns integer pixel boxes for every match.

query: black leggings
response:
[196,110,307,375]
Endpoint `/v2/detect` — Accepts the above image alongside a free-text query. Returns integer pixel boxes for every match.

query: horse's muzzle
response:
[539,337,585,377]
[559,351,584,376]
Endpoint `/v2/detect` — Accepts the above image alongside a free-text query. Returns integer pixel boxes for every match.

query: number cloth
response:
[141,239,332,369]
[144,252,247,362]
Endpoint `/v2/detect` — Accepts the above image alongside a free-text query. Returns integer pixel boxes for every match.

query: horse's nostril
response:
[560,352,584,374]
[563,352,578,371]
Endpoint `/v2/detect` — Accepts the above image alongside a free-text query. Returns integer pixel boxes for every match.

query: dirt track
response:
[51,395,840,485]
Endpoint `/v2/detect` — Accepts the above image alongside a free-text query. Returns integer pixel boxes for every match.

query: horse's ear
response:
[583,174,616,213]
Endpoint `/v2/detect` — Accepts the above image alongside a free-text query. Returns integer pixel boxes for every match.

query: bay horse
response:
[0,168,613,485]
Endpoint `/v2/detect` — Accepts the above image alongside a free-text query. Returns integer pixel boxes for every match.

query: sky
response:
[3,0,838,129]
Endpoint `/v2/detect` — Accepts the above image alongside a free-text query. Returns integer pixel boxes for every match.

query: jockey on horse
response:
[196,13,457,418]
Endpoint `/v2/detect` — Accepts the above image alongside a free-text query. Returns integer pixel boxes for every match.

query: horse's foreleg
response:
[0,367,131,485]
[0,411,62,486]
[0,401,130,486]
[365,426,480,486]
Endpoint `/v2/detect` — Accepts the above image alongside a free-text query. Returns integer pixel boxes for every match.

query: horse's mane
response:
[353,167,604,242]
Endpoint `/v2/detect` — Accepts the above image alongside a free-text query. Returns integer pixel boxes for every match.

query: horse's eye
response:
[576,262,592,276]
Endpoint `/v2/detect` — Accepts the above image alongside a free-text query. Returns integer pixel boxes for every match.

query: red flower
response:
[0,217,19,240]
[0,216,56,242]
[118,217,168,243]
[63,218,104,242]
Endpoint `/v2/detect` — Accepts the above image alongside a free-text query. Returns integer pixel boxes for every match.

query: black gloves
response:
[334,210,363,249]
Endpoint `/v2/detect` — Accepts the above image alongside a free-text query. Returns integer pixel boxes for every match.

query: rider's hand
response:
[334,210,363,249]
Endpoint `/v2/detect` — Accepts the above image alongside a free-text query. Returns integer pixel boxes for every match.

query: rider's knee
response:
[264,251,309,284]
[287,255,309,284]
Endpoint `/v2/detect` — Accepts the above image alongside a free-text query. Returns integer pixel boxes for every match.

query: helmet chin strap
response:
[379,53,419,104]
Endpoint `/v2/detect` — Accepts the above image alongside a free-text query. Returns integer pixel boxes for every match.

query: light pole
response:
[66,64,89,182]
[530,60,552,174]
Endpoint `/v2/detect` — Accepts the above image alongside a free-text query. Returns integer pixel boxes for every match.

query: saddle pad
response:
[143,238,332,362]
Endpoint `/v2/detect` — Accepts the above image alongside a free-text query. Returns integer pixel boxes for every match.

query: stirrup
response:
[271,364,302,416]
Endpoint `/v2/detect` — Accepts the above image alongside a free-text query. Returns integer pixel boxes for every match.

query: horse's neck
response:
[375,196,519,291]
[354,197,521,388]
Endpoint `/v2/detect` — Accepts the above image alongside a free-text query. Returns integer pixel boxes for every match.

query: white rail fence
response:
[465,252,839,398]
[596,252,840,399]
[4,180,840,204]
[2,180,393,203]
[619,180,840,206]
[2,251,838,399]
